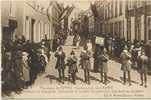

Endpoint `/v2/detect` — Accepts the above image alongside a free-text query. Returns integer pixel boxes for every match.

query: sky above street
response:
[56,0,96,10]
[36,0,96,10]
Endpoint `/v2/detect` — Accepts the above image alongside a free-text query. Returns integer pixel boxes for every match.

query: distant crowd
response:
[2,35,51,96]
[100,33,151,87]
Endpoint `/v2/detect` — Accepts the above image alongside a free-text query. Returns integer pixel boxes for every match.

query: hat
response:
[41,49,45,54]
[123,49,128,53]
[22,52,28,56]
[37,49,44,54]
[16,51,22,58]
[70,50,75,55]
[124,46,128,50]
[58,46,63,51]
[103,48,107,53]
[41,45,45,48]
[5,52,11,56]
[5,52,12,59]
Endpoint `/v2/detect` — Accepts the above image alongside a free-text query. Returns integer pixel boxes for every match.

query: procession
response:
[2,32,151,96]
[1,0,151,98]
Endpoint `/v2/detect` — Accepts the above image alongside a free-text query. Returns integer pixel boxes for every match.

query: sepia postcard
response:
[1,0,151,99]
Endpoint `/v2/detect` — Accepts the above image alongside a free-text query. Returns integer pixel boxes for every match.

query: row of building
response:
[75,0,151,42]
[1,0,72,44]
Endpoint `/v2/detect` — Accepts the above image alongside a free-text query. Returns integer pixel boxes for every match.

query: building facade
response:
[1,0,60,43]
[87,10,95,35]
[95,0,127,39]
[127,0,151,41]
[94,0,151,42]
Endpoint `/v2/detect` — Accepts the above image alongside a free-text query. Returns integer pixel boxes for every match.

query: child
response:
[55,46,66,83]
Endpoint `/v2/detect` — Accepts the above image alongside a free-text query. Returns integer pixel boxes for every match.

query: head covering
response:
[41,49,45,54]
[124,46,128,50]
[141,49,145,55]
[22,52,28,56]
[5,52,11,57]
[123,49,128,53]
[42,41,45,45]
[58,46,63,51]
[41,45,45,48]
[83,45,88,50]
[102,48,107,53]
[70,50,75,55]
[37,49,45,54]
[16,50,22,58]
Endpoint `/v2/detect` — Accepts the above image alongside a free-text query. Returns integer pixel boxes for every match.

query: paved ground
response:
[5,36,151,99]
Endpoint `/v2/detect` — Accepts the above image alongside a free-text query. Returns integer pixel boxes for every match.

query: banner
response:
[95,36,104,45]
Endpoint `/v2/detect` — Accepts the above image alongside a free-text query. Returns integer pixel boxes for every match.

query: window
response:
[148,17,151,40]
[119,1,122,15]
[120,21,124,38]
[111,1,114,18]
[108,4,110,19]
[127,19,131,40]
[115,0,117,17]
[105,7,107,20]
[114,22,119,37]
[31,19,35,41]
[103,5,106,20]
[135,17,141,40]
[110,23,113,34]
[146,1,151,5]
[25,16,30,40]
[137,0,143,8]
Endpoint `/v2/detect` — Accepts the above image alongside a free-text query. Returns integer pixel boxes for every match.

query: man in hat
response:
[99,48,109,85]
[66,50,78,84]
[28,48,39,85]
[120,47,132,86]
[55,46,66,84]
[80,46,91,84]
[132,42,141,69]
[138,50,149,88]
[86,39,93,70]
[86,39,93,52]
[37,49,47,74]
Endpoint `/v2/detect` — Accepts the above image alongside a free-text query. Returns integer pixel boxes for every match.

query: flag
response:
[62,6,74,20]
[90,3,98,17]
[59,6,70,18]
[65,6,75,18]
[55,1,63,13]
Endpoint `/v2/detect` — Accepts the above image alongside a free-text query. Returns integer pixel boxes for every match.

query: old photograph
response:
[1,0,151,99]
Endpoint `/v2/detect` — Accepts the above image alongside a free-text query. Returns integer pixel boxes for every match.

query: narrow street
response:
[2,0,151,99]
[8,36,151,99]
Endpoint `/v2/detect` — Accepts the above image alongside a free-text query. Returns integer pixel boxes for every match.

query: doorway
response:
[31,19,35,42]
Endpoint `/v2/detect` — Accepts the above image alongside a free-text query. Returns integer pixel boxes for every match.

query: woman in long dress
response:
[21,52,30,88]
[2,52,14,95]
[14,51,24,91]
